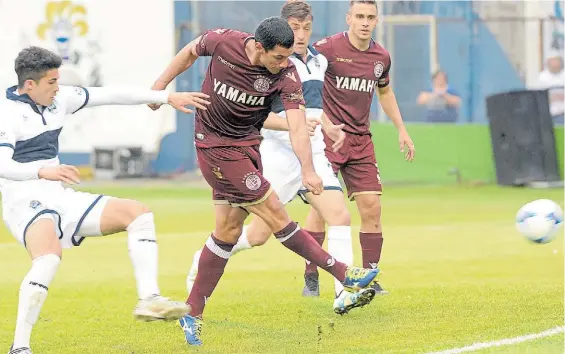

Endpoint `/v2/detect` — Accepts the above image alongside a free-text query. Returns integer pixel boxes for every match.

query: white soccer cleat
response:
[133,295,190,322]
[186,249,202,294]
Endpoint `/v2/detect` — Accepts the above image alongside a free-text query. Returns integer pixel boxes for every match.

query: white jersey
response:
[0,85,168,248]
[261,46,327,154]
[537,69,565,117]
[0,86,90,203]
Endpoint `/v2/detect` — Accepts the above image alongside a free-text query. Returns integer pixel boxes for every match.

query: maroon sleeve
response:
[196,28,230,57]
[313,36,335,62]
[279,67,306,111]
[378,53,391,88]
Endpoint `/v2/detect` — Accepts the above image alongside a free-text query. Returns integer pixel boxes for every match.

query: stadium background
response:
[0,0,562,184]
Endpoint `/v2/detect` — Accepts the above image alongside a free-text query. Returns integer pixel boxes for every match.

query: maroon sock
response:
[186,234,234,318]
[359,232,383,269]
[276,222,346,282]
[304,231,325,275]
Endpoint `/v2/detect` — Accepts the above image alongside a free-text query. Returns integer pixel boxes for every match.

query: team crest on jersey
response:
[29,200,42,210]
[243,172,262,191]
[73,87,84,96]
[253,77,270,93]
[46,101,58,114]
[313,56,320,69]
[374,61,385,79]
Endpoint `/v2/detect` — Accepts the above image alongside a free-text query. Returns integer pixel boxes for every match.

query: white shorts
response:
[260,139,342,205]
[2,184,110,249]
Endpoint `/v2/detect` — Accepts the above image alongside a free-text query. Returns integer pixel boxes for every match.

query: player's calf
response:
[12,219,61,353]
[99,198,189,319]
[355,194,387,294]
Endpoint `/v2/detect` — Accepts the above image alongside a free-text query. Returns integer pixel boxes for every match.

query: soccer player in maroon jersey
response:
[304,0,416,295]
[150,17,381,346]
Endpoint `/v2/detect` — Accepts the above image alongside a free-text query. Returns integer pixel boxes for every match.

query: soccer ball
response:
[516,199,563,243]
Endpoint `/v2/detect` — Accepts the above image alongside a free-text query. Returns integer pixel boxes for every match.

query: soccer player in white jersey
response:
[185,1,376,315]
[1,46,210,354]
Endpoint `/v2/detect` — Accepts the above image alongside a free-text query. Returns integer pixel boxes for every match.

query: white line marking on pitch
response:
[426,326,565,354]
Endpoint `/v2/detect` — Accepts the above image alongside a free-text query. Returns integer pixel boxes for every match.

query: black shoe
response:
[370,281,389,295]
[302,272,320,297]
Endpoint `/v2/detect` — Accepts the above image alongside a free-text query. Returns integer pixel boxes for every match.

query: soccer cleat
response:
[342,266,380,291]
[186,249,202,294]
[8,346,32,354]
[133,295,190,322]
[370,281,389,295]
[333,288,377,315]
[179,315,203,346]
[302,272,320,297]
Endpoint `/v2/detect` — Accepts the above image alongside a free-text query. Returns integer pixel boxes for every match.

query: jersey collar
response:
[6,85,36,105]
[6,85,47,124]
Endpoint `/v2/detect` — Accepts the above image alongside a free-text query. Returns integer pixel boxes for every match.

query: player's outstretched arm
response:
[286,109,323,194]
[83,87,209,114]
[377,85,415,161]
[151,36,203,92]
[263,112,317,136]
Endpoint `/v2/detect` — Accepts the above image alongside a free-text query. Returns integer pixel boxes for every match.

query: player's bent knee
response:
[248,194,291,232]
[215,224,242,244]
[327,207,351,227]
[115,199,151,228]
[359,202,382,229]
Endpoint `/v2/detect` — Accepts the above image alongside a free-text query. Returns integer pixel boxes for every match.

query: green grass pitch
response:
[0,184,563,353]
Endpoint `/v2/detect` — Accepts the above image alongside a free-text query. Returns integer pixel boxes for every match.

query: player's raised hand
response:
[399,129,415,161]
[302,169,323,195]
[167,92,211,114]
[38,165,81,185]
[306,118,321,136]
[324,123,346,152]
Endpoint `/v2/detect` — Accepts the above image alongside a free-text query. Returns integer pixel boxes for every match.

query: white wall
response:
[0,0,177,153]
[524,0,564,87]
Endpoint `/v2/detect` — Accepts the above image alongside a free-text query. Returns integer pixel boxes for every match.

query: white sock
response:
[13,254,60,349]
[231,226,252,256]
[127,213,160,299]
[327,226,353,296]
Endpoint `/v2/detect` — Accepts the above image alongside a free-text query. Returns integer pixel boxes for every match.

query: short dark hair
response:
[281,1,313,22]
[349,0,379,13]
[14,46,62,88]
[255,17,294,52]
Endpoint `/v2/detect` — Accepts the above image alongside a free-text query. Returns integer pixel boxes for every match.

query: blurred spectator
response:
[537,53,564,124]
[417,71,461,123]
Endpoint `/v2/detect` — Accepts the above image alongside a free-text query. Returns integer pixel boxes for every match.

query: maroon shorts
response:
[196,145,273,206]
[323,132,382,200]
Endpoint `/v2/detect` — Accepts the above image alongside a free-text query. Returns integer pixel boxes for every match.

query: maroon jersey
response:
[314,32,391,135]
[194,28,305,148]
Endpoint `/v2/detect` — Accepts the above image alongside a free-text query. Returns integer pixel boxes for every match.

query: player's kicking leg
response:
[82,197,190,321]
[181,194,380,345]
